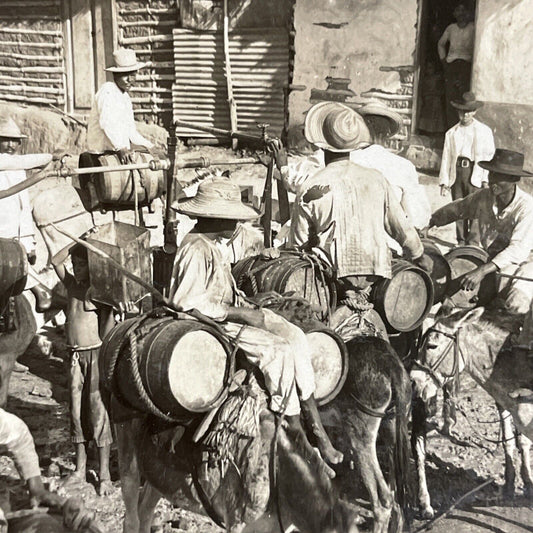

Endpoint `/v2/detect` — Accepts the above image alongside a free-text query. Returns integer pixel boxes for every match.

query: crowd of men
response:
[1,44,533,530]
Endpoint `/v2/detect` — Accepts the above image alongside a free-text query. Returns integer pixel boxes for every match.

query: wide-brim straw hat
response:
[357,101,403,138]
[304,101,372,152]
[478,148,533,180]
[451,91,483,111]
[105,48,147,72]
[0,117,27,139]
[172,177,262,220]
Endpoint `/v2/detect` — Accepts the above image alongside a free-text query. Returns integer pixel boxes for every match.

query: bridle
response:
[412,326,467,388]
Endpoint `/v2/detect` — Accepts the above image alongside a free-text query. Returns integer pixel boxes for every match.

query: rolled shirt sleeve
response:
[383,182,424,260]
[0,408,41,481]
[0,153,52,171]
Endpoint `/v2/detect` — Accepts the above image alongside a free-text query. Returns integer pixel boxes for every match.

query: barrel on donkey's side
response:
[101,317,235,420]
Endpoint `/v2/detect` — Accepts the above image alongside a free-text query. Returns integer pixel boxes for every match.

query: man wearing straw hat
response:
[0,117,55,310]
[87,48,154,164]
[276,101,431,240]
[430,149,533,313]
[169,176,343,471]
[285,102,429,297]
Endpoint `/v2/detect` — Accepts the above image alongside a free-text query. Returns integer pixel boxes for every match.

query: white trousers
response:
[222,309,316,417]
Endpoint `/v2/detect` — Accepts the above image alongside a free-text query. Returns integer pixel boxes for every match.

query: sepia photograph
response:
[0,0,532,531]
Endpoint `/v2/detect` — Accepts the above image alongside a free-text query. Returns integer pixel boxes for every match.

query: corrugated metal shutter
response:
[173,27,289,138]
[0,0,66,108]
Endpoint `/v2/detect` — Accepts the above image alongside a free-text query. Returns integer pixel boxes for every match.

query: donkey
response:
[0,294,37,407]
[325,335,413,533]
[112,375,360,533]
[410,306,533,517]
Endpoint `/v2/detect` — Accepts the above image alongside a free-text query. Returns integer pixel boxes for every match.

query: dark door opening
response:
[415,0,476,138]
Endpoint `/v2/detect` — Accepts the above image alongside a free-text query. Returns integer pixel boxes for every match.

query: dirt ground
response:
[2,167,533,532]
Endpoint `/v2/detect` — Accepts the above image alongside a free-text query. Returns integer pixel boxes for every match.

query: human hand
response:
[261,247,281,260]
[414,253,433,273]
[481,181,489,189]
[266,138,288,170]
[118,148,134,165]
[460,266,486,291]
[440,184,450,197]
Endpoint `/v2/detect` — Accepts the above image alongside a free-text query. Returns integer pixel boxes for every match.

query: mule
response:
[113,374,360,533]
[0,294,37,407]
[325,335,413,533]
[410,306,533,517]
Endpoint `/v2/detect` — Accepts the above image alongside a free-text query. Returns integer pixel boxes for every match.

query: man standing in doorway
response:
[438,3,475,128]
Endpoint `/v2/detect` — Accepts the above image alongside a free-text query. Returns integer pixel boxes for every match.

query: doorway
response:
[415,0,477,137]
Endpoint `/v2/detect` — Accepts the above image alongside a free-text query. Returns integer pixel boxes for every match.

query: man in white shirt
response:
[431,149,533,314]
[87,48,154,163]
[438,3,475,127]
[0,117,54,309]
[439,92,495,245]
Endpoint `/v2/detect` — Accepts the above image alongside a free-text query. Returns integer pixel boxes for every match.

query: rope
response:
[126,330,179,423]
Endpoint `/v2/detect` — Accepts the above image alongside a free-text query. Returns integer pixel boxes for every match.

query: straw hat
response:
[451,91,483,111]
[172,177,261,220]
[304,102,371,152]
[0,117,26,139]
[105,48,147,73]
[478,149,533,181]
[357,100,403,138]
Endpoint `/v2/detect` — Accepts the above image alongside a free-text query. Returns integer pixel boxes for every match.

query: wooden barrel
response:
[421,238,452,304]
[0,238,27,297]
[32,184,94,266]
[371,259,434,333]
[445,245,497,307]
[111,318,234,419]
[232,252,336,322]
[305,327,348,406]
[88,151,165,207]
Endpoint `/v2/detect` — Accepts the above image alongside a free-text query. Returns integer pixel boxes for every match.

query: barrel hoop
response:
[127,330,180,423]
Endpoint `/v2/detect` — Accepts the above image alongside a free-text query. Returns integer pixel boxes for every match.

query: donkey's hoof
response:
[420,505,434,519]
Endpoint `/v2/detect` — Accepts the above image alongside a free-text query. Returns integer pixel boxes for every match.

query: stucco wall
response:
[472,0,533,192]
[289,0,419,146]
[472,0,533,105]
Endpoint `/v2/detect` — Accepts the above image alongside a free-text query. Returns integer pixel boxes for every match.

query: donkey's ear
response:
[457,306,485,327]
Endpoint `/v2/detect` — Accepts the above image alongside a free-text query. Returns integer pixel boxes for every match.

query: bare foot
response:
[98,479,113,496]
[63,470,87,486]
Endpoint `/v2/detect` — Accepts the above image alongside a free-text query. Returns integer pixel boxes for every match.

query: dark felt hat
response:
[479,149,533,180]
[451,92,483,111]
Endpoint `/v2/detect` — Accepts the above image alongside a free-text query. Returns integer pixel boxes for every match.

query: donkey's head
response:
[411,307,484,402]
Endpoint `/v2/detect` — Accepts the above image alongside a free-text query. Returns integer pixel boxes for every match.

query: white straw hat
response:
[105,48,147,73]
[304,102,371,152]
[357,100,403,138]
[0,117,26,139]
[172,177,262,221]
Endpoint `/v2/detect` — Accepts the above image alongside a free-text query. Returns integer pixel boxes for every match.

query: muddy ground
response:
[2,169,533,532]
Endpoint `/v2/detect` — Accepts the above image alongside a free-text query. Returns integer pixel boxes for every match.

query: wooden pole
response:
[223,0,238,150]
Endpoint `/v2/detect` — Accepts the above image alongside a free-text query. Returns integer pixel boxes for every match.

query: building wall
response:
[289,0,419,146]
[473,0,533,185]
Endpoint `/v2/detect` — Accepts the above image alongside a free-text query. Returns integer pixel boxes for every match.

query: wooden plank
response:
[93,0,115,87]
[71,0,94,109]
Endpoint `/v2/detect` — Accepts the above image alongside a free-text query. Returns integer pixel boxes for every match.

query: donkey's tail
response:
[390,353,414,516]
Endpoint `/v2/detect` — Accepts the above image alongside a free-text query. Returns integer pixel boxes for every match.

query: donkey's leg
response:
[442,381,457,437]
[348,415,392,533]
[0,351,15,408]
[499,407,516,499]
[138,482,163,533]
[115,419,143,533]
[411,398,433,519]
[517,432,533,499]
